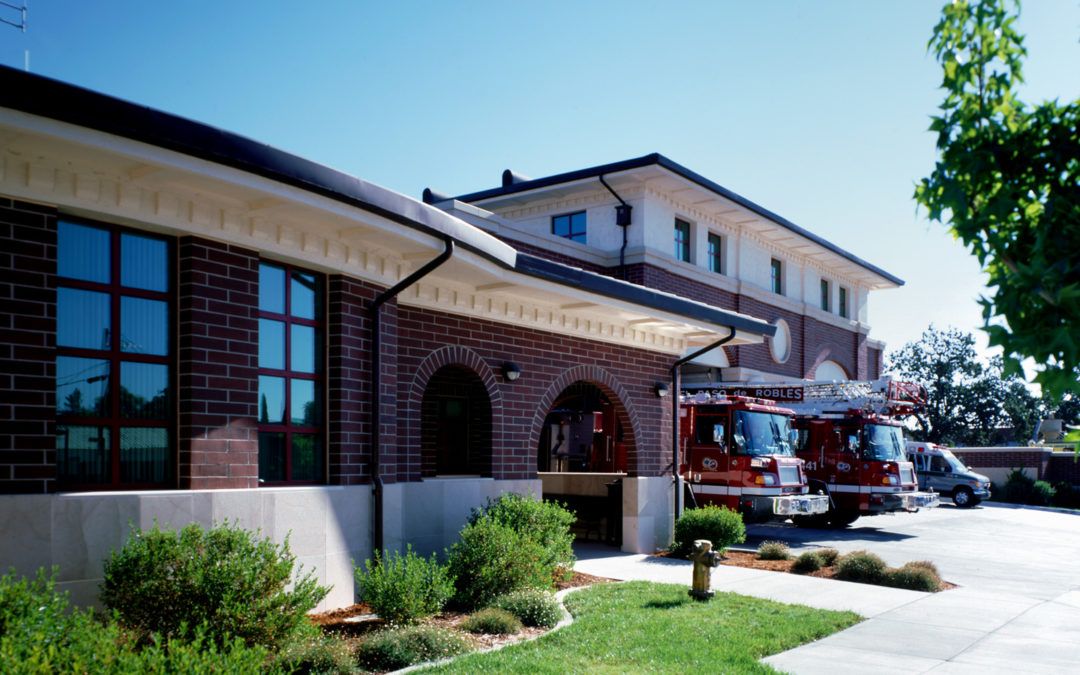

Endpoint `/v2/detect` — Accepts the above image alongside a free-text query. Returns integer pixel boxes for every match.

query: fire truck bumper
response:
[770,494,830,517]
[889,490,940,511]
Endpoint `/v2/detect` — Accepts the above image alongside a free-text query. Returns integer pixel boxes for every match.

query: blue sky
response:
[3,1,1077,370]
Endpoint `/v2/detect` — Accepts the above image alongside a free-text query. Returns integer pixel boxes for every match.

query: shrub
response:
[447,519,551,610]
[101,521,328,650]
[670,505,746,557]
[817,548,840,566]
[756,540,791,561]
[791,551,823,573]
[835,550,887,584]
[355,626,469,671]
[355,546,454,625]
[1032,480,1057,506]
[470,493,576,576]
[275,626,356,674]
[884,563,942,592]
[1002,468,1035,503]
[460,608,523,635]
[1052,482,1080,509]
[490,588,563,628]
[903,560,941,578]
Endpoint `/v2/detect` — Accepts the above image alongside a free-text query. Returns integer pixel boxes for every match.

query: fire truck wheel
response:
[793,514,830,529]
[828,511,860,528]
[953,486,975,508]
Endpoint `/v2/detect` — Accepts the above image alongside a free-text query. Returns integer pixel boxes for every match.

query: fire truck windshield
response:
[733,411,795,457]
[864,424,906,461]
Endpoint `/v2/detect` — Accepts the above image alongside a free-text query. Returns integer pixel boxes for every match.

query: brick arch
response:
[529,365,643,475]
[400,345,504,479]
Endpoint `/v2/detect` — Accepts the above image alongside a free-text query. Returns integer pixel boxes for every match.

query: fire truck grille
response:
[779,466,800,485]
[901,466,916,485]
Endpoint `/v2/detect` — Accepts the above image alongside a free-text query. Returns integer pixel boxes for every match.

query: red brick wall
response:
[0,199,57,494]
[395,307,674,481]
[868,347,883,380]
[1044,454,1080,486]
[492,234,607,274]
[177,237,259,489]
[801,315,862,380]
[951,449,1049,481]
[327,275,375,485]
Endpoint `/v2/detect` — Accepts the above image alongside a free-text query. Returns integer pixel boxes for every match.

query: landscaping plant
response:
[355,626,469,672]
[459,608,523,635]
[489,588,563,628]
[884,562,943,592]
[355,545,455,625]
[470,493,576,576]
[756,540,791,561]
[791,551,824,574]
[670,505,746,557]
[447,517,551,610]
[835,550,888,584]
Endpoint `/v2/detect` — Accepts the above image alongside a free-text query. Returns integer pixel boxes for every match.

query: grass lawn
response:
[420,581,860,673]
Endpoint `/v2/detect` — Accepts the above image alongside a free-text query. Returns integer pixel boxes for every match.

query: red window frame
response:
[257,262,324,485]
[54,219,175,490]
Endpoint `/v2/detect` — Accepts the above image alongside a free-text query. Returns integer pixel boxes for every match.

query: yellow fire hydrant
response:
[689,539,721,601]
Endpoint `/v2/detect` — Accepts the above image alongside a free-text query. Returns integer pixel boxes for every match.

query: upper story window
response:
[839,286,849,319]
[552,211,586,244]
[770,258,783,295]
[707,233,724,274]
[674,218,691,263]
[820,279,831,312]
[258,262,324,484]
[55,220,173,489]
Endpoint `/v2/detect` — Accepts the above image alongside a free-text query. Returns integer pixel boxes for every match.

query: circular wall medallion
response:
[769,319,791,364]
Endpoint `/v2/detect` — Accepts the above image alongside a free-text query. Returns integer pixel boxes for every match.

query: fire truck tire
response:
[953,486,975,508]
[828,511,860,528]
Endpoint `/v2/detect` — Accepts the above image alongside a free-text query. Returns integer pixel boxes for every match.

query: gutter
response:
[597,175,633,279]
[670,327,737,522]
[370,236,455,554]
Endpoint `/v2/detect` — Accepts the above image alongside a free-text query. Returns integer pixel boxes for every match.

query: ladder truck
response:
[679,392,829,523]
[686,379,939,528]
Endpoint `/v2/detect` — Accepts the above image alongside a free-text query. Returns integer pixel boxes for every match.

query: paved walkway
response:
[573,540,1080,674]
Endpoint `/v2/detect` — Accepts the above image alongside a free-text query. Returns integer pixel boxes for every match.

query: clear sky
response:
[2,1,1077,370]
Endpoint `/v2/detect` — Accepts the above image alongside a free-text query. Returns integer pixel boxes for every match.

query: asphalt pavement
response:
[573,502,1080,674]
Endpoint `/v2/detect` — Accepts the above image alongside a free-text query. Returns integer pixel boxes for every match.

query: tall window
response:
[839,286,849,319]
[707,233,724,274]
[770,258,783,295]
[55,220,173,488]
[552,211,586,243]
[820,279,831,312]
[674,218,691,262]
[257,263,324,484]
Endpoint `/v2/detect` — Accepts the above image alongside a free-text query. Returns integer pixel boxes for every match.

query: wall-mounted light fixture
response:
[655,382,670,398]
[502,362,522,382]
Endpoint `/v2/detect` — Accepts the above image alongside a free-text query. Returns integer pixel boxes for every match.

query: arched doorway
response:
[538,381,627,473]
[420,365,492,476]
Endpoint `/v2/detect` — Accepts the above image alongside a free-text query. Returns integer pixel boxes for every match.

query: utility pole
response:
[0,0,28,71]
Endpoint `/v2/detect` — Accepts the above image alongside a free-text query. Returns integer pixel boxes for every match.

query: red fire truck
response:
[679,392,829,522]
[699,379,939,528]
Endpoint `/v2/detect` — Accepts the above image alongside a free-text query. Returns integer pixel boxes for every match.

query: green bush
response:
[1002,468,1035,503]
[275,625,356,674]
[355,626,469,672]
[884,563,942,592]
[460,608,523,635]
[835,551,887,584]
[1052,482,1080,509]
[447,519,551,610]
[756,540,791,561]
[355,546,454,625]
[100,521,328,650]
[490,588,563,628]
[791,551,823,574]
[1032,480,1057,506]
[470,493,576,577]
[670,505,746,557]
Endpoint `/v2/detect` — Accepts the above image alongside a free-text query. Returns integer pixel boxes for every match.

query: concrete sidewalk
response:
[573,542,1080,674]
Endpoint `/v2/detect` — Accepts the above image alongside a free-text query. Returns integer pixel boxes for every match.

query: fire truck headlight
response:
[754,473,777,486]
[881,475,899,486]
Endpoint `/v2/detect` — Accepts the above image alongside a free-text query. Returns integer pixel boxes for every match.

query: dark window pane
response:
[291,434,323,482]
[120,427,171,483]
[259,319,285,370]
[259,264,286,314]
[57,288,111,349]
[290,324,318,374]
[291,379,319,426]
[56,356,110,417]
[258,376,286,424]
[56,425,110,484]
[258,432,286,482]
[120,362,169,419]
[290,271,319,320]
[120,234,168,291]
[58,221,110,283]
[120,297,169,355]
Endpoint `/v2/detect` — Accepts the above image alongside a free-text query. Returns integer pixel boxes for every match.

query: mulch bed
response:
[696,548,956,589]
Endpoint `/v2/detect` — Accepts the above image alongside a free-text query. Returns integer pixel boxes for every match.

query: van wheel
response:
[953,486,974,508]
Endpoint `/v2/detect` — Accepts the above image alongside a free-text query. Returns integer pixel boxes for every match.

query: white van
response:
[905,441,992,508]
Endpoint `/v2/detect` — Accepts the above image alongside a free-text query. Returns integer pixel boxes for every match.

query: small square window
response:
[820,279,831,312]
[839,287,849,318]
[552,211,587,243]
[770,259,783,295]
[707,233,724,274]
[674,219,691,262]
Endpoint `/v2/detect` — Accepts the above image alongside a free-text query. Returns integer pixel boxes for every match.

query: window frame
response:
[770,258,784,295]
[54,218,176,490]
[839,286,849,319]
[820,278,831,312]
[256,261,325,486]
[674,218,691,263]
[551,211,587,244]
[707,232,724,274]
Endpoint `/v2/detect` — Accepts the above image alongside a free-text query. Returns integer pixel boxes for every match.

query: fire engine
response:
[678,392,829,522]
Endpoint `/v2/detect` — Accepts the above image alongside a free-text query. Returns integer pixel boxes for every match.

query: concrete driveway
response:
[748,502,1080,673]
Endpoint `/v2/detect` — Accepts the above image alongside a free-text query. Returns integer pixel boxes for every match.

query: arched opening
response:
[814,359,849,382]
[538,381,628,473]
[420,365,492,476]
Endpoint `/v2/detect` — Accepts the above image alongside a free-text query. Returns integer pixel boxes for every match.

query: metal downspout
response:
[598,175,631,279]
[370,236,455,554]
[670,327,737,522]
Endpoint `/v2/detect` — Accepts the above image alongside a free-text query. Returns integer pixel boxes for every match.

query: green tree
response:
[887,326,1041,445]
[916,0,1080,397]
